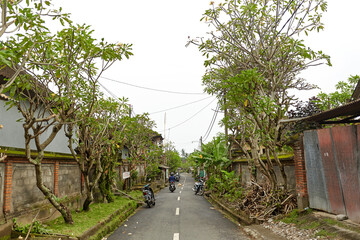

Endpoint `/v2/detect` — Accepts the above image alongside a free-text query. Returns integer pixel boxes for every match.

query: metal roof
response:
[281,98,360,124]
[158,164,170,169]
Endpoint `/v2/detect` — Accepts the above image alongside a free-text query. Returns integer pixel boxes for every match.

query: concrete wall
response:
[0,100,71,154]
[58,164,81,198]
[12,163,54,212]
[233,160,296,191]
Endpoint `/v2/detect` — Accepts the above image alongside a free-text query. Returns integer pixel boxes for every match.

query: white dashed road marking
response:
[173,233,179,240]
[176,208,180,215]
[178,196,180,201]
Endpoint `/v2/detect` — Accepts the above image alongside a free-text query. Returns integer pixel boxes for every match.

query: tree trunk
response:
[82,195,93,211]
[82,162,103,211]
[34,163,74,224]
[272,149,288,191]
[82,173,94,211]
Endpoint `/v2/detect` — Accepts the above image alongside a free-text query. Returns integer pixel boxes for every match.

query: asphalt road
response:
[107,172,250,240]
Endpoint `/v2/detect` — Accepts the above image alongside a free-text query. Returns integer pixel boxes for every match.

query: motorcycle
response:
[142,184,155,208]
[192,179,205,196]
[174,173,180,182]
[169,181,176,192]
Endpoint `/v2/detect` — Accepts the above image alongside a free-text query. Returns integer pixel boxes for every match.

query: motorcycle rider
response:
[169,172,176,183]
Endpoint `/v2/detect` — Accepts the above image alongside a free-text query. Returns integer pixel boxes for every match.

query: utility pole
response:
[164,113,167,165]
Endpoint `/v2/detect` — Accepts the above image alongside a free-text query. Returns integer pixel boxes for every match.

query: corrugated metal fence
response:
[304,125,360,223]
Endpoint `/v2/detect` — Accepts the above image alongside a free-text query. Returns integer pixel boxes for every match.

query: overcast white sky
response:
[56,0,360,154]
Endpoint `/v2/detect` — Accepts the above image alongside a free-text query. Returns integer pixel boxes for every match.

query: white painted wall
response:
[0,99,71,154]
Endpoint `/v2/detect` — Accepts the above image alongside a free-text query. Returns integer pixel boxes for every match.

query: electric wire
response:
[166,97,217,131]
[99,81,210,119]
[149,96,214,115]
[99,79,218,141]
[100,76,205,95]
[99,81,137,117]
[202,102,220,142]
[203,104,218,140]
[99,81,118,99]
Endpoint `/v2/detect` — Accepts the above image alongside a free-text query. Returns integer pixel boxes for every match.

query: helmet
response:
[170,172,174,176]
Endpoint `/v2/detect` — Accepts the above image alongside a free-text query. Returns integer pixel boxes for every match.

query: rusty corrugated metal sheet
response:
[331,126,360,222]
[317,128,346,215]
[304,130,331,212]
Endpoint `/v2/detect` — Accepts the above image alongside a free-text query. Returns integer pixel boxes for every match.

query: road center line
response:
[179,191,181,194]
[173,233,179,240]
[178,196,180,201]
[176,207,180,215]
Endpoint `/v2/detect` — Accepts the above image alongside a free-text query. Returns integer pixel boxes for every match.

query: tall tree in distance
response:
[316,75,360,110]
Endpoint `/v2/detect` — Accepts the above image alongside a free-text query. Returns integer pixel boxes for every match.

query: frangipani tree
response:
[122,113,157,186]
[66,96,129,211]
[3,23,132,222]
[190,0,330,190]
[0,0,70,161]
[0,0,71,94]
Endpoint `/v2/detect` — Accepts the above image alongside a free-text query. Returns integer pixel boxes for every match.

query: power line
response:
[99,81,137,117]
[100,76,205,95]
[166,97,217,131]
[149,96,214,115]
[99,81,118,99]
[202,102,220,142]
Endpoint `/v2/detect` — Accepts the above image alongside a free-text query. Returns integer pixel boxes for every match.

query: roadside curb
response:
[205,194,253,225]
[204,194,286,240]
[79,201,139,240]
[84,184,166,240]
[10,201,140,240]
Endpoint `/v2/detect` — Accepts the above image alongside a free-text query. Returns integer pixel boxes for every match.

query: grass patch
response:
[323,218,360,234]
[315,229,336,238]
[281,208,313,225]
[323,218,337,225]
[44,191,142,237]
[302,221,320,229]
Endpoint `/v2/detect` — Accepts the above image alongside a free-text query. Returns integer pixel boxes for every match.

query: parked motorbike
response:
[192,179,205,195]
[169,181,176,192]
[142,184,155,208]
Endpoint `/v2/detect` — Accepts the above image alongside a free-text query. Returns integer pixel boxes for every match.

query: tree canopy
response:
[190,0,330,190]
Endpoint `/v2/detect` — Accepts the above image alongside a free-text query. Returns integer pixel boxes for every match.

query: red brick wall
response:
[293,134,309,208]
[3,160,13,214]
[54,161,59,196]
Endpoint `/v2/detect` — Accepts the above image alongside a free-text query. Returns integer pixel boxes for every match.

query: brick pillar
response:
[54,161,59,196]
[293,134,309,209]
[3,160,13,214]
